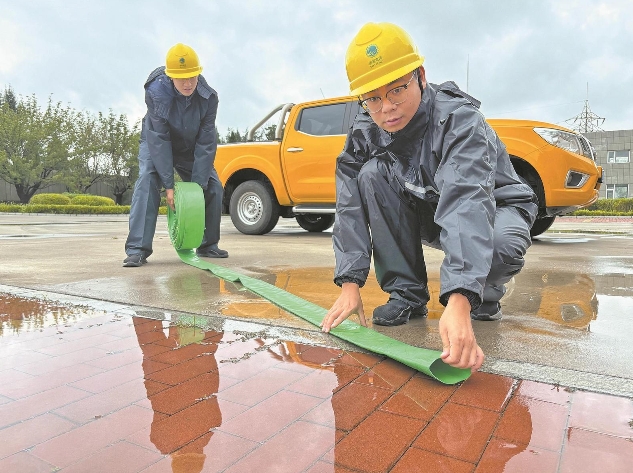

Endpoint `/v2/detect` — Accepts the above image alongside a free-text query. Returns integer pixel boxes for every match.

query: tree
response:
[1,87,17,112]
[0,94,73,203]
[100,110,140,205]
[63,110,105,194]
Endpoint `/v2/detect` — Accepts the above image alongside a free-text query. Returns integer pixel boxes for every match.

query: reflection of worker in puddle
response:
[133,317,222,473]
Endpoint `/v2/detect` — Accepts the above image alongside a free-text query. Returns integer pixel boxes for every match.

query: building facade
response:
[583,129,633,199]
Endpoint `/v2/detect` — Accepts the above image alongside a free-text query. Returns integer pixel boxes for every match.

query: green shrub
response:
[70,195,116,206]
[29,193,71,205]
[18,204,130,214]
[0,203,24,212]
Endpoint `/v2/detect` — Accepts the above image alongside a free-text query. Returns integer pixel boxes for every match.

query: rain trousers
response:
[332,81,538,311]
[125,67,223,258]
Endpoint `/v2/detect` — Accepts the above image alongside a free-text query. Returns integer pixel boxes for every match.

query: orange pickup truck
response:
[214,96,602,237]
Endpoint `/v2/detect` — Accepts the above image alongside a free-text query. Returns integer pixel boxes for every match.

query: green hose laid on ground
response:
[168,182,471,385]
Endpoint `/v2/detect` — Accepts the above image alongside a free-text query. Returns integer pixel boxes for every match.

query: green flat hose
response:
[168,182,470,385]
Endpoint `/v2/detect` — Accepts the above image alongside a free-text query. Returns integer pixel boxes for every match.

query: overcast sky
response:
[2,0,632,134]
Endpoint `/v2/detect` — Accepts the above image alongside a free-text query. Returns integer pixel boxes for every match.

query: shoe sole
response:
[471,312,502,321]
[122,258,147,268]
[196,254,228,258]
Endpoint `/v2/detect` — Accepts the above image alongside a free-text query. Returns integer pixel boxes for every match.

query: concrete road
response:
[1,213,632,396]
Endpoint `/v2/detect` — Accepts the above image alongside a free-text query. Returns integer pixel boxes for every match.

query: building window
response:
[607,150,630,163]
[606,184,629,199]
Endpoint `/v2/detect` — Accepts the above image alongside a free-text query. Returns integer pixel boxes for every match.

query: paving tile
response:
[147,372,224,415]
[0,413,76,460]
[36,332,121,356]
[391,447,475,473]
[0,350,53,371]
[0,368,35,386]
[218,350,285,380]
[494,395,568,452]
[0,363,104,399]
[216,366,306,406]
[475,437,560,473]
[569,390,633,437]
[359,358,415,392]
[219,389,322,442]
[301,399,336,428]
[143,379,172,396]
[413,402,499,464]
[85,346,144,370]
[133,397,223,454]
[61,440,162,473]
[144,354,220,386]
[69,362,145,393]
[516,379,572,405]
[330,381,393,431]
[305,461,357,473]
[335,350,384,369]
[139,430,258,473]
[149,342,218,365]
[450,372,515,412]
[335,410,425,472]
[0,384,90,428]
[17,346,110,375]
[52,378,148,424]
[0,452,58,473]
[559,428,633,473]
[224,421,335,473]
[30,404,156,468]
[285,367,341,398]
[380,374,457,421]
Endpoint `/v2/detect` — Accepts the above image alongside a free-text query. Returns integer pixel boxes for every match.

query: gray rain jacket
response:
[141,67,219,190]
[333,81,538,306]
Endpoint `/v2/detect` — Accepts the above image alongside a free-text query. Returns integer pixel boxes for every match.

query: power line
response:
[565,83,605,133]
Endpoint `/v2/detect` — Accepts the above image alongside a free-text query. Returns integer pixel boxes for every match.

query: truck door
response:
[282,101,350,202]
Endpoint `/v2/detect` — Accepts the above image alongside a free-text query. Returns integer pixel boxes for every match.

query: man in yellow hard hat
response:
[124,43,228,267]
[321,23,537,372]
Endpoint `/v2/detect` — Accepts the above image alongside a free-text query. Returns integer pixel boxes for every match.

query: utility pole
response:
[565,83,605,133]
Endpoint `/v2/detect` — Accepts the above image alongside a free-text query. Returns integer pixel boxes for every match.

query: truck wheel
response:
[530,216,556,237]
[229,181,280,235]
[296,214,335,232]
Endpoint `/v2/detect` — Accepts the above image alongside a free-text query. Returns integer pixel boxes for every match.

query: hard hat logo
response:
[366,44,379,57]
[165,43,203,79]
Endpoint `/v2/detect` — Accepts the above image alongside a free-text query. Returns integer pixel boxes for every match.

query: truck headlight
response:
[534,127,583,156]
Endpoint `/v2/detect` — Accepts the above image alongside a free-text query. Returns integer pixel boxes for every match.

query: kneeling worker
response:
[124,43,228,267]
[321,23,537,371]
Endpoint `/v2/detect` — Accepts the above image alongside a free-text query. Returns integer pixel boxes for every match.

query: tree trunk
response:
[15,183,41,204]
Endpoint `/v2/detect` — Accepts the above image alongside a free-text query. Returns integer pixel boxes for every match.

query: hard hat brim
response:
[165,66,203,79]
[350,58,423,96]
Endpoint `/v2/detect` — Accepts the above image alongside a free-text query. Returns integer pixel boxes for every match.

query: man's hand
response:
[321,282,366,332]
[165,188,175,211]
[439,292,485,372]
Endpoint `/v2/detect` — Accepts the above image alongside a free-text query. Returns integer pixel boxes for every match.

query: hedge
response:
[69,195,116,206]
[0,203,168,215]
[29,193,72,205]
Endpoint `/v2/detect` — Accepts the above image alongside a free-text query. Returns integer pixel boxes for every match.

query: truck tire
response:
[229,181,280,235]
[296,214,335,232]
[530,216,556,237]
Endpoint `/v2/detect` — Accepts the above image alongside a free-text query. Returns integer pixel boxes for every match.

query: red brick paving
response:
[1,295,632,472]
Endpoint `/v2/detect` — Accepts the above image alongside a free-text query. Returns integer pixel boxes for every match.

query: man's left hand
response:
[439,292,485,372]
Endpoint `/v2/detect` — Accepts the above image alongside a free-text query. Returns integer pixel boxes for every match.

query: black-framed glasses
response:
[359,71,417,114]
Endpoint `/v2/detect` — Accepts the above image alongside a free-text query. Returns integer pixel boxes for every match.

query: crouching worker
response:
[124,43,228,267]
[321,23,537,371]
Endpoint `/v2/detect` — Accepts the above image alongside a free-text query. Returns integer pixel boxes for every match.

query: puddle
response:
[0,294,100,336]
[1,302,631,472]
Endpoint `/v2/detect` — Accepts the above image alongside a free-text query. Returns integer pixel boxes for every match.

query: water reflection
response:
[134,317,223,473]
[0,294,91,335]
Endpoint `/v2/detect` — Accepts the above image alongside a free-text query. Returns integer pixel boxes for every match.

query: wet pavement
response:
[1,214,633,471]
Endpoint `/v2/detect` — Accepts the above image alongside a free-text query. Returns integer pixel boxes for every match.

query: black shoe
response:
[196,245,229,258]
[123,254,147,267]
[373,299,428,326]
[471,302,502,321]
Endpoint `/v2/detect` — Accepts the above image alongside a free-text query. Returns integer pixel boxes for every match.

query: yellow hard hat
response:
[165,43,203,79]
[346,22,424,96]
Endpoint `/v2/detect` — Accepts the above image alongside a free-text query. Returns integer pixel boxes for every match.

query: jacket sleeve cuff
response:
[333,276,365,288]
[439,289,481,311]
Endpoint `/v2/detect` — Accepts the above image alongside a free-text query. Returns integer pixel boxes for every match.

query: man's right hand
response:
[321,282,366,332]
[165,188,175,211]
